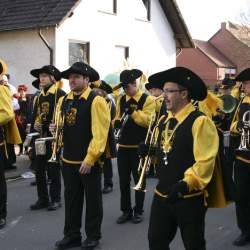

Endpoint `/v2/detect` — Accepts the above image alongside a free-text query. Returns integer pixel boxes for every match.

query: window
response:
[114,46,129,70]
[99,0,117,14]
[135,0,151,21]
[69,41,90,66]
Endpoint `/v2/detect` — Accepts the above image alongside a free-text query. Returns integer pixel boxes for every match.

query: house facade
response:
[177,21,250,86]
[0,0,193,92]
[177,39,236,86]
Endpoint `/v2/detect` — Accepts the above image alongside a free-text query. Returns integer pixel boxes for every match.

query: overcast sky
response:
[176,0,250,40]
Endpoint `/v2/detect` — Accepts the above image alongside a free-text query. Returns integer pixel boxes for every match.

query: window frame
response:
[98,0,117,15]
[68,40,90,65]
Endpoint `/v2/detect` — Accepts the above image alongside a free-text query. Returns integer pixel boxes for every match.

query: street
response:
[1,157,249,250]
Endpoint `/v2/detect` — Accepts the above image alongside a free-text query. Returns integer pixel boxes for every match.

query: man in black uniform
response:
[53,62,110,250]
[146,67,219,250]
[114,69,155,224]
[230,68,250,246]
[30,65,65,211]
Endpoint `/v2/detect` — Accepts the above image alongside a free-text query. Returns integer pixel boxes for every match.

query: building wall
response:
[209,25,250,73]
[0,0,176,93]
[0,28,55,92]
[55,0,176,92]
[177,48,218,86]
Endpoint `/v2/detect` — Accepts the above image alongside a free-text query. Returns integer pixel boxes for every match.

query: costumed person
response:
[90,80,117,194]
[51,62,110,250]
[144,67,224,250]
[0,60,21,229]
[114,69,155,224]
[230,68,250,246]
[16,84,29,154]
[29,65,65,211]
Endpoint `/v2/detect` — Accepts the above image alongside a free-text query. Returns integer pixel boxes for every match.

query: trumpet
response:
[237,110,250,151]
[48,110,65,163]
[133,113,156,192]
[114,110,129,141]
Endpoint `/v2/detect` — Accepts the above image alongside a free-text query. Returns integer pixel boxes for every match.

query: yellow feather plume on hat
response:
[0,60,7,76]
[198,91,223,118]
[231,82,242,100]
[56,80,64,89]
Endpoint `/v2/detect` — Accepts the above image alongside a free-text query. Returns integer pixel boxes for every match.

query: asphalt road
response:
[1,157,249,250]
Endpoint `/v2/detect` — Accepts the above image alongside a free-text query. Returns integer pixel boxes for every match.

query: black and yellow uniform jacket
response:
[153,103,226,207]
[0,85,21,154]
[31,84,66,137]
[57,87,110,166]
[230,95,250,163]
[114,90,155,148]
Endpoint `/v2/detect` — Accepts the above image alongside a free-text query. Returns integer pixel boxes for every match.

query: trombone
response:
[133,113,156,192]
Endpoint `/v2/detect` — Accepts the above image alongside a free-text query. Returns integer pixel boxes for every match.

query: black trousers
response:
[234,159,250,234]
[0,146,7,219]
[62,163,103,240]
[5,143,16,169]
[35,155,61,202]
[148,194,206,250]
[103,158,113,187]
[117,147,145,214]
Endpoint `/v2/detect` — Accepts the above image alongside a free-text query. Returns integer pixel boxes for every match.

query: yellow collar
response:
[242,95,250,104]
[41,84,57,96]
[125,90,142,102]
[66,86,92,100]
[166,102,195,124]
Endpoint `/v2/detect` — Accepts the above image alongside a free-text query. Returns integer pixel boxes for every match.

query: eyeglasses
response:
[163,88,187,94]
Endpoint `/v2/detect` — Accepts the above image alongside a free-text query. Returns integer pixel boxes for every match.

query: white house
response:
[0,0,193,92]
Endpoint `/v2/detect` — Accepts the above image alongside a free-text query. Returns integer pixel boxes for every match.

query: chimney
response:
[221,22,228,30]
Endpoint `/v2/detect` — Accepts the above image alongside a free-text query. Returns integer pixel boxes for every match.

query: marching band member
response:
[230,68,250,246]
[146,67,220,250]
[90,80,117,194]
[114,69,155,224]
[29,65,65,211]
[53,62,110,250]
[0,60,21,229]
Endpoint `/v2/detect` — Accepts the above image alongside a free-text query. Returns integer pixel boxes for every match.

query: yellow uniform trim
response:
[56,87,110,165]
[0,85,14,125]
[118,144,139,148]
[41,84,57,96]
[236,156,250,164]
[154,188,203,199]
[158,103,219,192]
[114,90,155,129]
[61,157,82,165]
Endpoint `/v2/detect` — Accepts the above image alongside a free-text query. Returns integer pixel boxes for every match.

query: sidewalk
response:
[5,155,32,180]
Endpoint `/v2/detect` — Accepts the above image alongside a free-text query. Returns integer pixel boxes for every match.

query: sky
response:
[175,0,250,40]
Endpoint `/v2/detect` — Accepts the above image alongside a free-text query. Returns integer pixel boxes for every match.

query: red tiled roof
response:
[194,39,235,68]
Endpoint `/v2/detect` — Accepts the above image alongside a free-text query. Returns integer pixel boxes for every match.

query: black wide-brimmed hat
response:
[0,60,7,76]
[120,69,142,86]
[145,81,162,91]
[90,80,113,94]
[61,62,99,82]
[148,67,207,101]
[32,79,40,89]
[220,77,236,89]
[235,68,250,82]
[30,65,61,81]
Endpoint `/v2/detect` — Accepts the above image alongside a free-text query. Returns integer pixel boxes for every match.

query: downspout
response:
[38,28,54,65]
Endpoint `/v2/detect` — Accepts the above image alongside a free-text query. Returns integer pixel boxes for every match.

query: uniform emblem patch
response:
[66,108,77,126]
